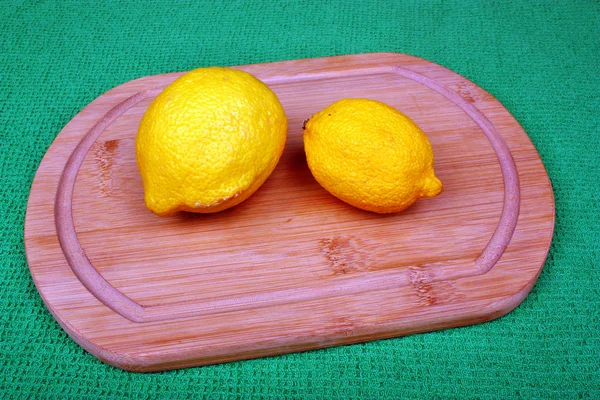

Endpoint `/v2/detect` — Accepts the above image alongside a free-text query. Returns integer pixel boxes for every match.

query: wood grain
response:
[24,53,555,372]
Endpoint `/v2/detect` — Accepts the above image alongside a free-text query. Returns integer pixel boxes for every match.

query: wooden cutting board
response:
[24,53,554,372]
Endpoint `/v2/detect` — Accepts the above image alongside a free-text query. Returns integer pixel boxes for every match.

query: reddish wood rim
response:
[54,64,520,323]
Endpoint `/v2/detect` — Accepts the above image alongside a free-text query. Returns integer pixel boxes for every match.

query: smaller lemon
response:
[303,98,442,213]
[136,67,287,216]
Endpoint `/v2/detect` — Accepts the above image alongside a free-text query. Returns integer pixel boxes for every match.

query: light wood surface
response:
[24,53,555,372]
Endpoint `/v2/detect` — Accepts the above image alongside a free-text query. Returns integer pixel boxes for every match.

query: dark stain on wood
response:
[92,139,119,197]
[320,236,370,275]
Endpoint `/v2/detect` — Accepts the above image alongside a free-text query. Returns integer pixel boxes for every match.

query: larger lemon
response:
[303,98,442,213]
[136,67,287,216]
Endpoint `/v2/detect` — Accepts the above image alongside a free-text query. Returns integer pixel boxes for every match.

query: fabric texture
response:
[1,0,599,398]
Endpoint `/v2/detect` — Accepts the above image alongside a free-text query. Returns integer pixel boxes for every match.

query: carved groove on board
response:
[54,65,520,323]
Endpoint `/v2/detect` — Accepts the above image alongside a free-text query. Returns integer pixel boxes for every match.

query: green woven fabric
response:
[1,0,599,398]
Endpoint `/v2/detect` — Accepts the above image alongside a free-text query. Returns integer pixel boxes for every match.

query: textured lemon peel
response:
[136,67,287,216]
[303,98,442,214]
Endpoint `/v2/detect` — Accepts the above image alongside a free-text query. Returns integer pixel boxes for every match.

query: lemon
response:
[303,98,442,213]
[136,67,287,216]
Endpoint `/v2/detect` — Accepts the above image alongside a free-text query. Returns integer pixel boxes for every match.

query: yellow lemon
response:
[136,67,287,216]
[303,98,442,213]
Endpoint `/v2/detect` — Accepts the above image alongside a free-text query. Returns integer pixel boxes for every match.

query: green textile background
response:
[1,0,599,398]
